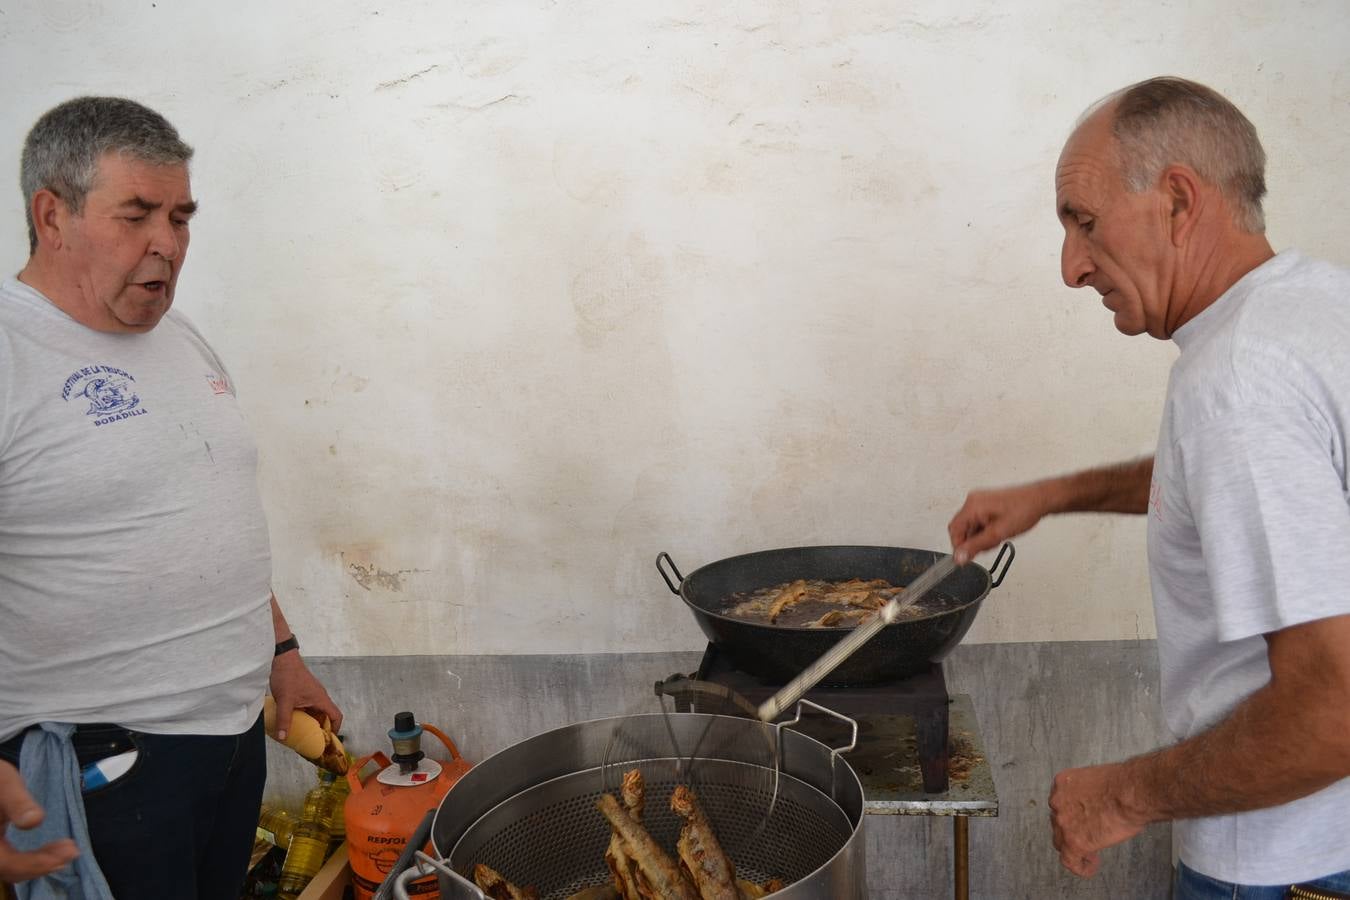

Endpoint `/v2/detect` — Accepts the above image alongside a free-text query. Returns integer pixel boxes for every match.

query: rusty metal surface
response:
[852,695,998,817]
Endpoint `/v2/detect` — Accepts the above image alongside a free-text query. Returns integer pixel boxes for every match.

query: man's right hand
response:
[0,759,78,883]
[948,458,1155,563]
[948,480,1055,564]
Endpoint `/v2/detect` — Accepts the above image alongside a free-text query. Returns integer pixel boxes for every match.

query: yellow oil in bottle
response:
[278,768,343,898]
[325,768,349,850]
[302,772,340,829]
[256,804,296,849]
[277,820,330,898]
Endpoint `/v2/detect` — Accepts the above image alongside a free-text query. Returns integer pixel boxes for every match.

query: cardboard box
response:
[297,844,351,900]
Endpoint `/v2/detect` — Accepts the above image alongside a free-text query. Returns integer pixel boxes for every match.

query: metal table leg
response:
[954,815,969,900]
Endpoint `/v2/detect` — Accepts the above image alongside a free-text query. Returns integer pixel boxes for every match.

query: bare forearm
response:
[950,456,1155,562]
[269,594,293,643]
[266,593,342,728]
[1121,681,1350,823]
[1043,457,1153,516]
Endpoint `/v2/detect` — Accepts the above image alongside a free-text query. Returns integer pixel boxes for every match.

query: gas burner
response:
[692,642,953,793]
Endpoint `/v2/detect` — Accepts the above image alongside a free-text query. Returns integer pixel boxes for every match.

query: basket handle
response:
[347,751,392,793]
[777,699,859,761]
[392,850,485,900]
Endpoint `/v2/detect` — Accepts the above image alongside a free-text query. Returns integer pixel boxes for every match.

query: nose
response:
[148,216,183,262]
[1061,229,1093,289]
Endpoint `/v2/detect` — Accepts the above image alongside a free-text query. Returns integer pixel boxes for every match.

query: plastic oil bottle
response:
[278,770,341,898]
[256,804,296,850]
[320,764,350,852]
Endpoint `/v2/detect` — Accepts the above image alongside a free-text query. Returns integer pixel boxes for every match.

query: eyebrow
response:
[117,196,199,216]
[1058,202,1089,221]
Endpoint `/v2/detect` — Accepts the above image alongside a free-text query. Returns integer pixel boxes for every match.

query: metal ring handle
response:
[655,552,684,596]
[393,851,485,900]
[777,699,859,760]
[989,542,1015,589]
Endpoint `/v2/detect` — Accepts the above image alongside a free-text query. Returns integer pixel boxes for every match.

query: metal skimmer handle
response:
[757,554,960,722]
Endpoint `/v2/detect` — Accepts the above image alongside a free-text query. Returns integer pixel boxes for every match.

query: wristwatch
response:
[274,635,300,657]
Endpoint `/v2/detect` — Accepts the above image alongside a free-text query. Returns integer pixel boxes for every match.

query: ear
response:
[1161,165,1203,248]
[30,188,69,251]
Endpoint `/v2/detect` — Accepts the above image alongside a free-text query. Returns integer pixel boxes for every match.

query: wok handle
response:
[989,542,1016,589]
[655,552,684,595]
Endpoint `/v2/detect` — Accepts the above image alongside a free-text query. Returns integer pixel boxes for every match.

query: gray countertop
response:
[850,694,999,817]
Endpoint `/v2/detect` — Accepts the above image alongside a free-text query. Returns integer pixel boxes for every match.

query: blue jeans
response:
[1,715,266,900]
[1176,860,1350,899]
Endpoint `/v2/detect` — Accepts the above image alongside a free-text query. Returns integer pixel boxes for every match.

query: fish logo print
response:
[61,364,149,427]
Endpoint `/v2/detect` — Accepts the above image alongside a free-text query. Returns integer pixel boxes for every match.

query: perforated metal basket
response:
[392,705,867,900]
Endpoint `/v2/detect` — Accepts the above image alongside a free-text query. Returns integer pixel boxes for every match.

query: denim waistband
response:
[0,723,137,768]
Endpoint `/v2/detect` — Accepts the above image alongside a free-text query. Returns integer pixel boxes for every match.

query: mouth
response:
[135,281,168,295]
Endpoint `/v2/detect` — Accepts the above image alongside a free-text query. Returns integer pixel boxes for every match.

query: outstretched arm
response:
[948,456,1153,563]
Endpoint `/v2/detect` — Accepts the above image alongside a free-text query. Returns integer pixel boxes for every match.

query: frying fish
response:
[473,862,540,900]
[605,770,646,899]
[728,576,930,628]
[596,794,700,900]
[670,785,738,900]
[566,888,621,900]
[766,579,809,623]
[847,591,885,610]
[806,609,871,628]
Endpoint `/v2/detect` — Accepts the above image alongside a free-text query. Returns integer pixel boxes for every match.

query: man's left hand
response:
[269,651,343,742]
[1048,762,1149,877]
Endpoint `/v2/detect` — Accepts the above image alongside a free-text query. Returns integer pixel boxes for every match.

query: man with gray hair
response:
[949,77,1350,894]
[0,97,341,897]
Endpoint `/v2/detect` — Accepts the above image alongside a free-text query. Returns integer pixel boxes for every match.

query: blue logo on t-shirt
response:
[61,365,149,427]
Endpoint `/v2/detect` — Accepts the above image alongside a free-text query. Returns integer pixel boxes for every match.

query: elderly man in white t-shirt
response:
[948,77,1350,896]
[0,97,341,898]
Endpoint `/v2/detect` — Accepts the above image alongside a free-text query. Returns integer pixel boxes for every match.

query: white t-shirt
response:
[1148,250,1350,884]
[0,277,274,740]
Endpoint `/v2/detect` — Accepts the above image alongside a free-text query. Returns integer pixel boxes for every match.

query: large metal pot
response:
[657,543,1015,684]
[392,706,867,899]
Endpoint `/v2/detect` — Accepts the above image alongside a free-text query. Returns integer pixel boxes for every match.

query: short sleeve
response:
[1177,404,1350,642]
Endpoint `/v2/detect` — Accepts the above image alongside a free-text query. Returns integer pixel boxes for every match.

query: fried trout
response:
[596,794,700,900]
[605,770,647,899]
[670,785,738,900]
[472,862,540,900]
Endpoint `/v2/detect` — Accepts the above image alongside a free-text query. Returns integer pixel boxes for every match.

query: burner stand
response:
[690,643,952,793]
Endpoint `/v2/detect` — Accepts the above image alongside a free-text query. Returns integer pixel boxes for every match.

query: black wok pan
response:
[657,543,1014,685]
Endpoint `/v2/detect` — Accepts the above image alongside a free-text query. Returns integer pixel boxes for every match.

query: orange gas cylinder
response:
[345,712,473,900]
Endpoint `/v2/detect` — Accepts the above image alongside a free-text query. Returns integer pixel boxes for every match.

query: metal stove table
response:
[783,694,998,900]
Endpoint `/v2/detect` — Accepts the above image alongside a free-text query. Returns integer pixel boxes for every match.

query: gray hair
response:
[20,96,194,253]
[1096,77,1268,233]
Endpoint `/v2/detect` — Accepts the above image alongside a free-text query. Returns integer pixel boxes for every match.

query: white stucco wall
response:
[2,1,1347,655]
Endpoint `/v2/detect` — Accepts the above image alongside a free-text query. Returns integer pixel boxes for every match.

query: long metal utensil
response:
[756,554,960,722]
